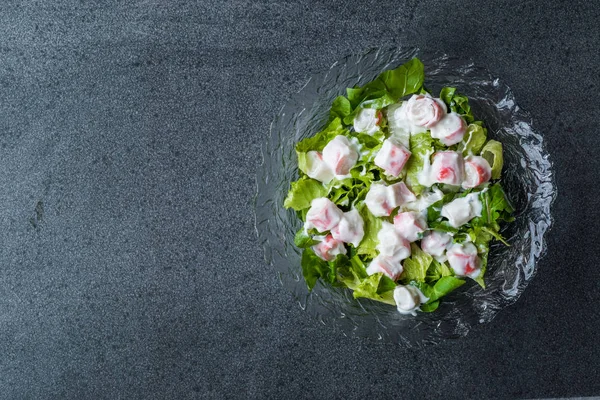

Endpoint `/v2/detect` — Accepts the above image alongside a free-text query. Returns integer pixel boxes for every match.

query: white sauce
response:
[376,221,411,262]
[441,193,483,228]
[393,285,429,315]
[353,108,379,135]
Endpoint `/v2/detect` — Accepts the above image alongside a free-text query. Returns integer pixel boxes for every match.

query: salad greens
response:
[284,58,514,313]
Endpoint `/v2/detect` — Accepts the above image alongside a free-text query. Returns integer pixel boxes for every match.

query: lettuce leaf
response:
[342,58,425,124]
[300,248,330,290]
[378,58,425,100]
[426,259,454,282]
[294,229,319,248]
[439,87,474,123]
[458,124,488,156]
[400,243,433,283]
[474,183,514,229]
[353,273,396,305]
[481,140,504,179]
[284,177,327,211]
[355,204,382,258]
[404,132,435,194]
[335,256,396,305]
[296,118,347,153]
[330,96,352,121]
[414,276,466,304]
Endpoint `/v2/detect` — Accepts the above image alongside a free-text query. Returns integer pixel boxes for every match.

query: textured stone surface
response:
[0,0,597,398]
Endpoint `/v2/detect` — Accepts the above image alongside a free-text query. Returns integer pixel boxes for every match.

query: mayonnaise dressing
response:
[441,193,483,228]
[393,285,429,315]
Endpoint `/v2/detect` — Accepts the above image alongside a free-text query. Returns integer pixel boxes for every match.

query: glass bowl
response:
[254,47,556,346]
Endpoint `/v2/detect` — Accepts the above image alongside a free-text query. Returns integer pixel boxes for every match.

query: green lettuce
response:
[342,58,425,124]
[296,118,347,153]
[458,124,488,156]
[404,132,435,194]
[426,259,454,282]
[330,96,352,121]
[400,243,433,283]
[413,276,466,312]
[439,87,474,123]
[481,140,504,179]
[355,204,382,258]
[283,177,327,211]
[294,229,320,248]
[335,256,396,305]
[300,248,330,290]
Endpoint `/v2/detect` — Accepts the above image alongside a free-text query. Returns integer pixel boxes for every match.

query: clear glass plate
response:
[254,47,556,347]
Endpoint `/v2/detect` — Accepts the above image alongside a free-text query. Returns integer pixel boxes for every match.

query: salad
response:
[283,58,514,315]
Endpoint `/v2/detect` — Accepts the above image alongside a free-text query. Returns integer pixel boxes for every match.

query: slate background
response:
[0,0,598,399]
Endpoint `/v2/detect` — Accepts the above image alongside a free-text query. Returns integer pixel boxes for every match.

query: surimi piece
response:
[430,112,467,146]
[430,151,464,186]
[393,211,428,242]
[377,221,411,262]
[421,230,453,258]
[322,135,358,175]
[462,155,492,188]
[305,198,343,233]
[374,138,412,177]
[330,209,364,248]
[353,108,380,135]
[366,255,403,281]
[404,94,447,128]
[365,182,416,217]
[304,151,335,184]
[312,234,347,261]
[447,243,481,278]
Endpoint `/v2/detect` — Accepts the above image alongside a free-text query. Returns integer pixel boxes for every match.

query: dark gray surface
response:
[0,0,598,399]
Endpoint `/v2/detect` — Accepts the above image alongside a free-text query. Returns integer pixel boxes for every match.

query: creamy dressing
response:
[417,148,436,187]
[322,135,358,175]
[446,242,481,278]
[441,193,483,228]
[393,285,429,315]
[374,138,411,178]
[402,187,444,213]
[353,108,379,135]
[376,221,411,262]
[331,208,364,247]
[393,211,427,242]
[386,102,427,145]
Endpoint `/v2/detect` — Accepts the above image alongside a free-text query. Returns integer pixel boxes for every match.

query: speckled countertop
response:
[0,1,597,398]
